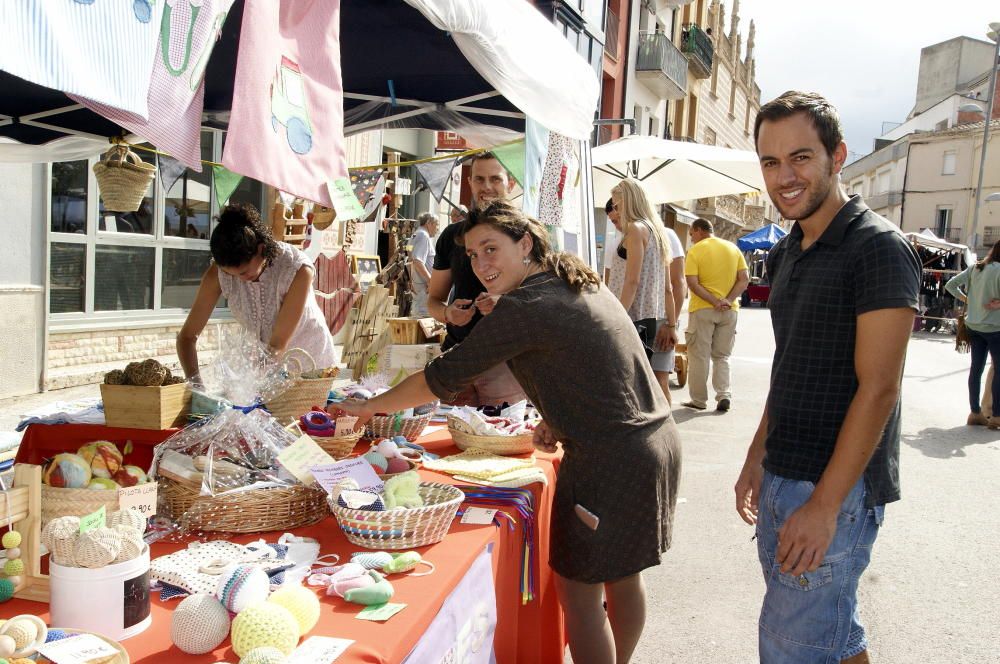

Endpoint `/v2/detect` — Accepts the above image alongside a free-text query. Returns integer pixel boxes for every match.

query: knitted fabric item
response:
[230,603,299,657]
[157,544,291,601]
[2,532,21,549]
[452,468,549,488]
[73,527,123,568]
[171,594,231,655]
[267,585,320,636]
[151,541,255,595]
[423,448,536,480]
[350,552,393,570]
[239,646,287,664]
[216,565,270,614]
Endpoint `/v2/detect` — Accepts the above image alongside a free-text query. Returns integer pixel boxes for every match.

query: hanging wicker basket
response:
[92,144,156,212]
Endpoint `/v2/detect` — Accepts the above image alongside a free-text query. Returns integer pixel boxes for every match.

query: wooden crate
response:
[100,382,191,430]
[388,317,426,344]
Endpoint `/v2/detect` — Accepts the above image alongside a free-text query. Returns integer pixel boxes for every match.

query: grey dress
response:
[424,272,682,583]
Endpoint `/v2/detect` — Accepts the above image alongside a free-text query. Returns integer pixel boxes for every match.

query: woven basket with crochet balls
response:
[267,585,320,636]
[230,603,299,657]
[239,646,287,664]
[171,594,231,655]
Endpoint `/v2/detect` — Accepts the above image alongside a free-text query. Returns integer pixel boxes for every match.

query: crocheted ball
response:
[87,478,118,490]
[386,457,411,475]
[229,603,299,657]
[42,453,91,489]
[267,585,320,636]
[4,621,36,650]
[2,560,23,577]
[215,565,271,614]
[77,441,123,479]
[103,369,126,385]
[0,636,14,658]
[171,594,231,655]
[362,451,388,472]
[2,532,21,549]
[4,548,19,560]
[375,439,401,459]
[44,629,69,643]
[108,507,147,535]
[73,528,122,568]
[239,646,287,664]
[112,524,145,563]
[0,578,14,602]
[113,465,148,487]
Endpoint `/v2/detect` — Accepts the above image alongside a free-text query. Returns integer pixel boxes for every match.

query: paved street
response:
[637,307,999,663]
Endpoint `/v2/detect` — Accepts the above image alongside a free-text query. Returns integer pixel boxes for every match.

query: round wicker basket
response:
[158,478,329,534]
[311,430,363,460]
[266,373,337,427]
[366,412,432,442]
[447,416,536,455]
[329,482,463,550]
[42,485,121,527]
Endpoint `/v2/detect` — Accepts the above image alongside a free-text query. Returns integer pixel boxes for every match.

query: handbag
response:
[633,318,657,360]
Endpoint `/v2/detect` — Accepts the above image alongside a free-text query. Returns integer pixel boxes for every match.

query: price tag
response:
[327,178,365,220]
[335,416,359,434]
[356,602,406,622]
[36,633,119,664]
[310,458,384,495]
[460,507,497,525]
[277,435,337,485]
[117,482,157,517]
[287,636,354,664]
[79,505,106,533]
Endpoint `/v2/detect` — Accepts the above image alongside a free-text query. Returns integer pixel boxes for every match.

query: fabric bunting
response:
[491,141,525,188]
[212,165,244,206]
[71,0,236,171]
[223,0,347,207]
[158,155,189,196]
[413,157,459,203]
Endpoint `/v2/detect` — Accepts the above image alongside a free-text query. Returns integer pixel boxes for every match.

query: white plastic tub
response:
[49,545,151,641]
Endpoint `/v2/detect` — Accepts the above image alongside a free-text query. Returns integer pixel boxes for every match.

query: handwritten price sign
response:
[118,483,158,517]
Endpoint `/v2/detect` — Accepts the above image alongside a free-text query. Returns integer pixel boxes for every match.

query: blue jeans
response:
[756,471,884,664]
[967,327,1000,416]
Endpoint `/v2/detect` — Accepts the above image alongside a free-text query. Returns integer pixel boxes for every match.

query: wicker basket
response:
[311,430,363,460]
[447,416,536,455]
[158,478,329,534]
[92,145,156,212]
[366,412,433,442]
[329,482,463,549]
[265,348,338,426]
[42,485,121,526]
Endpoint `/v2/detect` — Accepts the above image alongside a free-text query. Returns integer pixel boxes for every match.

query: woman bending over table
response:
[176,203,335,382]
[331,201,681,664]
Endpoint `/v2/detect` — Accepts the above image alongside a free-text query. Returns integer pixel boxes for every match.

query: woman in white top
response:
[177,203,336,381]
[608,178,678,402]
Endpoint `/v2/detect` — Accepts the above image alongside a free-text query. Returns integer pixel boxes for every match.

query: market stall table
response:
[5,424,565,663]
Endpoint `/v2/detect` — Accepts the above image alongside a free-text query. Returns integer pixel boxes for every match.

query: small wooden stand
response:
[341,284,395,379]
[1,464,49,602]
[271,201,309,247]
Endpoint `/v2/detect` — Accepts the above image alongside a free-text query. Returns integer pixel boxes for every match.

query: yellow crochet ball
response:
[266,585,320,636]
[1,533,20,550]
[239,647,287,664]
[4,621,35,650]
[2,560,24,577]
[229,603,299,658]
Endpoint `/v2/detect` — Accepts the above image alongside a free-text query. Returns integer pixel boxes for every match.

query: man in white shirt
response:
[409,212,438,316]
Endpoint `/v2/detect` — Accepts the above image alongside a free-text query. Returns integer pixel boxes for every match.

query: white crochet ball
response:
[0,634,16,658]
[239,646,288,664]
[171,594,231,655]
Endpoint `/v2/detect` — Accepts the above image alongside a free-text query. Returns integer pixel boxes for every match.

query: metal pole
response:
[968,34,1000,255]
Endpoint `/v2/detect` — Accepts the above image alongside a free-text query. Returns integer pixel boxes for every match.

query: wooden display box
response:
[100,382,191,430]
[388,317,442,345]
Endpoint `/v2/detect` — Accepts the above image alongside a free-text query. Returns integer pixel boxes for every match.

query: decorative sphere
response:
[5,548,20,560]
[0,579,14,602]
[0,635,15,658]
[42,453,91,489]
[4,578,20,590]
[215,565,270,614]
[386,457,411,475]
[44,629,69,643]
[230,603,299,657]
[87,478,118,491]
[4,621,35,650]
[239,647,287,664]
[171,594,230,655]
[362,451,388,472]
[77,441,124,479]
[2,560,23,577]
[267,585,320,636]
[1,533,21,549]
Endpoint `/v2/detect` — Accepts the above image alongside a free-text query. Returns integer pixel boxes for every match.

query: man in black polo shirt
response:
[425,152,526,406]
[735,92,920,664]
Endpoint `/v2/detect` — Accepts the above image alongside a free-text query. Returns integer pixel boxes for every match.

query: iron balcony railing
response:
[681,24,713,76]
[635,31,687,97]
[604,10,620,58]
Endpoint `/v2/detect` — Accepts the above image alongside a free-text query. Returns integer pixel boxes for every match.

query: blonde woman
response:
[608,178,679,402]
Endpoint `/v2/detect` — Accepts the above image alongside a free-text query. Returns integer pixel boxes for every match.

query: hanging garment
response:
[537,133,577,227]
[223,0,347,207]
[70,0,237,171]
[1,0,165,117]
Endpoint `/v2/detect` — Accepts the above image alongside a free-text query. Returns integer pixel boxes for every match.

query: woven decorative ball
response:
[103,369,127,385]
[108,507,146,535]
[230,603,299,657]
[171,594,231,655]
[123,359,167,386]
[112,524,145,563]
[41,516,80,566]
[0,635,14,658]
[3,622,35,651]
[73,527,122,568]
[0,579,14,602]
[216,565,271,614]
[239,646,287,664]
[2,532,21,549]
[2,560,23,577]
[267,585,320,636]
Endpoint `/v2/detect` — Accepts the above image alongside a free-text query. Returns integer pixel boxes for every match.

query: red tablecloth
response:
[5,424,565,664]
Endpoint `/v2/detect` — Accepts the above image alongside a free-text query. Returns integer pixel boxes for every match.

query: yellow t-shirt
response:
[684,236,749,313]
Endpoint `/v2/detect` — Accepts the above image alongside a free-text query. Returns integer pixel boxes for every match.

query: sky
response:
[730,0,997,161]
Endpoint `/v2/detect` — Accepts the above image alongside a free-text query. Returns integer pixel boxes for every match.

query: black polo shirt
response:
[433,221,486,350]
[764,195,921,507]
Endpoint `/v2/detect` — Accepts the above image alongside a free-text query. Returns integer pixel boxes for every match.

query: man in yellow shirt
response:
[682,218,749,412]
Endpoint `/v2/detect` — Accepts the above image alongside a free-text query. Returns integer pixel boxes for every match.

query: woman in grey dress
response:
[331,202,681,664]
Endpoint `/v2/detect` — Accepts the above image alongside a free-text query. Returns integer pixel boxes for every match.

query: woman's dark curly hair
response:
[209,203,279,268]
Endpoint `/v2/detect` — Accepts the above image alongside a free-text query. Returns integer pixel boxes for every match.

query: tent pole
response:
[447,106,524,119]
[349,105,438,133]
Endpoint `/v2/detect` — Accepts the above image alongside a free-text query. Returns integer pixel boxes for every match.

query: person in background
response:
[426,152,526,406]
[682,218,749,412]
[176,203,335,382]
[736,90,920,664]
[607,179,679,403]
[408,212,439,317]
[449,203,468,225]
[603,198,620,284]
[945,239,1000,428]
[332,201,681,664]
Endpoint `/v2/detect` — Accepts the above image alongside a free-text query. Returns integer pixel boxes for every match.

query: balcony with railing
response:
[942,227,963,244]
[681,24,713,79]
[635,31,687,101]
[604,10,620,59]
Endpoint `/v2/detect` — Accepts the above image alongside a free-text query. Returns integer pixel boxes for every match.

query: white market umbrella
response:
[591,135,766,205]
